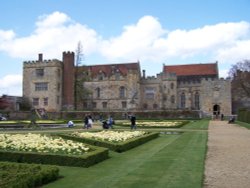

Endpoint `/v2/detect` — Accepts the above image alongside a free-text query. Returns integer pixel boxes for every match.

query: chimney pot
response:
[38,53,43,61]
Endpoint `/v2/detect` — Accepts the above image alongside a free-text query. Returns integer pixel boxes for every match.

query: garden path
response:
[204,120,250,188]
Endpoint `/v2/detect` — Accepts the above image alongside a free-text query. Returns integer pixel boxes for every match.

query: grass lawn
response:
[235,121,250,129]
[43,120,208,188]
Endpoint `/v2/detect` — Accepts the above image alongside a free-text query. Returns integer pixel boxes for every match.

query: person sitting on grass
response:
[228,116,235,124]
[67,120,74,128]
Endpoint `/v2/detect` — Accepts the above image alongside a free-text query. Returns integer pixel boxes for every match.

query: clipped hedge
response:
[58,132,159,153]
[117,120,189,128]
[238,108,250,123]
[0,146,108,168]
[0,162,59,188]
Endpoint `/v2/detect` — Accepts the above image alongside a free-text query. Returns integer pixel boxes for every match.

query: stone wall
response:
[23,59,63,111]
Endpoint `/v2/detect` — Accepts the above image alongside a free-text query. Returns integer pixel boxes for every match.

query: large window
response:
[180,92,186,108]
[36,69,44,77]
[33,98,39,106]
[194,92,200,110]
[102,102,107,109]
[119,86,126,98]
[43,97,48,106]
[122,101,127,108]
[96,87,101,98]
[171,95,175,104]
[35,82,48,91]
[145,87,155,99]
[98,72,105,80]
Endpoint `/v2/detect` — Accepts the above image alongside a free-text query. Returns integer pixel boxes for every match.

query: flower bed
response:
[120,120,189,128]
[72,131,147,143]
[59,131,159,152]
[0,133,108,167]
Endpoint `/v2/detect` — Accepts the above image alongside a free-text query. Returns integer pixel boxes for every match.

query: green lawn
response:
[43,120,208,188]
[235,121,250,129]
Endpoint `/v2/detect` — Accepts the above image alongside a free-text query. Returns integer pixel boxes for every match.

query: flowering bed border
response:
[58,132,159,153]
[0,145,108,168]
[118,120,189,128]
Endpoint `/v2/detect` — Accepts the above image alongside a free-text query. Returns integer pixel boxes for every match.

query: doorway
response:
[213,104,220,118]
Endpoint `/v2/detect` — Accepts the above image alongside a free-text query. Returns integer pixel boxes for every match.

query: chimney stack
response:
[38,53,43,61]
[143,70,146,78]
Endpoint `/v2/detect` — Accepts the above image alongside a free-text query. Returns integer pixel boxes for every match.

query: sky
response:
[0,0,250,96]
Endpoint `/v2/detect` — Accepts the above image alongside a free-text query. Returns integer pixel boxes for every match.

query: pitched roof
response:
[163,63,218,76]
[80,62,140,77]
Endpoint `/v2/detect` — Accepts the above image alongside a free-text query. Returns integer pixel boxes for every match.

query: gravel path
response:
[204,121,250,188]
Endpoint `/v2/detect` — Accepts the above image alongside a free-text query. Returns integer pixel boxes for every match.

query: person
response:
[84,115,88,129]
[67,120,74,128]
[130,114,136,130]
[87,115,93,129]
[228,116,235,124]
[102,120,109,129]
[107,116,114,129]
[221,114,224,121]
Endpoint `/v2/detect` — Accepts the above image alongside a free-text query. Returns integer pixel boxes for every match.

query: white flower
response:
[0,133,90,155]
[71,131,147,143]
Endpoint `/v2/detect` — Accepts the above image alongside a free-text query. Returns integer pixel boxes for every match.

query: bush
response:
[238,108,250,123]
[0,162,59,188]
[58,132,159,152]
[0,146,108,168]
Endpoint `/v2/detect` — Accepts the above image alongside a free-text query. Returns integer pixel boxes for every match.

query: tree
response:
[19,97,32,111]
[0,96,9,110]
[229,60,250,97]
[74,41,92,110]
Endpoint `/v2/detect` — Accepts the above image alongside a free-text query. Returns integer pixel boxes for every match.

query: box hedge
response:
[58,132,159,153]
[0,162,59,188]
[0,145,108,168]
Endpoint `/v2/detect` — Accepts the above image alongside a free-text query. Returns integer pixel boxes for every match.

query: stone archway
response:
[213,104,220,118]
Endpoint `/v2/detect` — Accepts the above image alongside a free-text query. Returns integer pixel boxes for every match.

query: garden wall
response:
[6,110,200,120]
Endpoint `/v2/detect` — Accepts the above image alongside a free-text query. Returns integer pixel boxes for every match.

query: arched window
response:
[119,86,126,98]
[153,104,158,109]
[96,87,101,98]
[98,71,104,80]
[194,92,200,110]
[180,92,185,108]
[171,83,174,89]
[171,95,175,104]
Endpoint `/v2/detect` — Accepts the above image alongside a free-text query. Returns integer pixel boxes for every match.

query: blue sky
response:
[0,0,250,96]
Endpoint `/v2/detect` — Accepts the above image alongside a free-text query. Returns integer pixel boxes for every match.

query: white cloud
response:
[1,11,100,60]
[1,12,249,65]
[100,19,250,62]
[0,74,22,96]
[216,40,250,63]
[100,16,167,61]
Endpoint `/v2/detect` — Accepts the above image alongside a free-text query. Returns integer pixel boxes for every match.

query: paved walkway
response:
[204,121,250,188]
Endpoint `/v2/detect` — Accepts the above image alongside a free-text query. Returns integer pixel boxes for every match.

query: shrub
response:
[0,162,59,188]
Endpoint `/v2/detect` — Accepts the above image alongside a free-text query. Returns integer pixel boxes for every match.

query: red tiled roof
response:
[163,63,218,76]
[80,62,140,77]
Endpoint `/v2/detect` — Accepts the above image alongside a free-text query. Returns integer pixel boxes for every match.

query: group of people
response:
[102,116,114,129]
[67,113,137,130]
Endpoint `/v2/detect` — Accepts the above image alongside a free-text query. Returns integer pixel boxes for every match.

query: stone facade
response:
[22,52,232,116]
[23,54,63,111]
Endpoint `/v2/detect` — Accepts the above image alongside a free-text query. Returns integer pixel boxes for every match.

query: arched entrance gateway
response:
[213,104,220,119]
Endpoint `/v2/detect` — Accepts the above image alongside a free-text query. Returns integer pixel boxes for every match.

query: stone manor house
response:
[23,52,232,116]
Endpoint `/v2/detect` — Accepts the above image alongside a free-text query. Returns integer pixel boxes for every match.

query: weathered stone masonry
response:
[23,52,232,116]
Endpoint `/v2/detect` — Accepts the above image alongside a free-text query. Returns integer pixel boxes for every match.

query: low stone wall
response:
[5,110,200,120]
